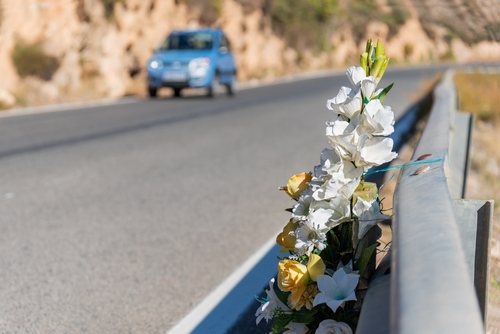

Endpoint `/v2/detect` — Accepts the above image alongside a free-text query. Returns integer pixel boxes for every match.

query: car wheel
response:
[208,75,221,98]
[148,87,157,98]
[226,75,238,96]
[173,88,182,97]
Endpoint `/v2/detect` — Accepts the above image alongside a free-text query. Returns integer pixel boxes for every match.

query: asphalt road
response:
[0,65,447,333]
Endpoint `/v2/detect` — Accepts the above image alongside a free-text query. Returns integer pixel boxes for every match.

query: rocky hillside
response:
[0,0,499,108]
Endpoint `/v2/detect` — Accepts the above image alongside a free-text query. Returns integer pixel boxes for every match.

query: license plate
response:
[162,72,188,82]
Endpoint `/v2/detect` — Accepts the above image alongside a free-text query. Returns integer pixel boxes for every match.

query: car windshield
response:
[160,32,214,51]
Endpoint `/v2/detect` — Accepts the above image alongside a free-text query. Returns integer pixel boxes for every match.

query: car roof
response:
[169,28,222,35]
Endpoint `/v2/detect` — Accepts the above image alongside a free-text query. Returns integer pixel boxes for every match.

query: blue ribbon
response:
[363,157,444,176]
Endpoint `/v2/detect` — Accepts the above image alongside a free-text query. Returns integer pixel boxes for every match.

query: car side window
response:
[219,34,230,52]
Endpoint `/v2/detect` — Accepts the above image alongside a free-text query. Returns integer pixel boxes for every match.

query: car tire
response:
[226,75,238,96]
[208,75,221,98]
[173,88,182,97]
[148,87,157,98]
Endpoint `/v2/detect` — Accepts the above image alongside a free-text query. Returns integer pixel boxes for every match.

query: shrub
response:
[11,41,60,81]
[270,0,337,52]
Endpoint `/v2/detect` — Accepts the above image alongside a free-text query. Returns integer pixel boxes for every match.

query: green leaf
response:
[354,243,377,276]
[272,313,294,333]
[375,83,394,103]
[274,288,290,306]
[293,307,318,323]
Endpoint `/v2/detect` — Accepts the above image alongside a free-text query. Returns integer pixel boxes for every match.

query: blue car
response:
[146,28,237,98]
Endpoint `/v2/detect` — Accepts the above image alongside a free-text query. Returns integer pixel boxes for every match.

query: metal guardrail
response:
[357,69,493,333]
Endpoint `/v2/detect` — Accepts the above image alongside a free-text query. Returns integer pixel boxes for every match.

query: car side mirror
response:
[219,46,228,54]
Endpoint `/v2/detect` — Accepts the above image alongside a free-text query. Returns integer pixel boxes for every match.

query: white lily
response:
[316,319,353,334]
[255,278,290,325]
[313,268,359,312]
[295,219,327,256]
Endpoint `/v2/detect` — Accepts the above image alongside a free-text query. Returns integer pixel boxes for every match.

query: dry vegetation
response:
[455,71,500,332]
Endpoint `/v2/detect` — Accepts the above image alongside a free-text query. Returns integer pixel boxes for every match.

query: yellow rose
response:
[307,254,326,282]
[280,172,312,199]
[352,181,378,207]
[277,260,309,309]
[276,219,298,253]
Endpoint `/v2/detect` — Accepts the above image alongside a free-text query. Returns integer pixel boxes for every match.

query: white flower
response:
[337,260,358,274]
[255,278,290,325]
[295,220,327,256]
[362,99,395,136]
[326,260,359,277]
[313,268,359,312]
[326,86,363,119]
[309,196,351,229]
[284,322,309,334]
[312,161,363,201]
[325,117,361,162]
[326,116,397,169]
[356,136,398,168]
[292,189,314,220]
[346,66,367,86]
[316,319,353,334]
[313,148,341,182]
[352,197,390,239]
[359,76,377,101]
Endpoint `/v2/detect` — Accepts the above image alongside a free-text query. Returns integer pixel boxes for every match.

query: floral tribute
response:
[255,40,397,334]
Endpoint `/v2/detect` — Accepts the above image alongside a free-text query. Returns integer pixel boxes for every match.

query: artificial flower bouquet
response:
[256,40,397,334]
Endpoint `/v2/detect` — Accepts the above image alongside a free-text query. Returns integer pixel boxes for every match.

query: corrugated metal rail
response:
[357,69,493,333]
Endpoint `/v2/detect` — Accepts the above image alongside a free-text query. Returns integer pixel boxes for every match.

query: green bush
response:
[269,0,408,52]
[270,0,338,52]
[11,41,60,81]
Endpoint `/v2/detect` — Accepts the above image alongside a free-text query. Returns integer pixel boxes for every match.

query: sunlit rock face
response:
[0,0,498,107]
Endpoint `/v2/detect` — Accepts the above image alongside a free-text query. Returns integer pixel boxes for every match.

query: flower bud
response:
[370,58,384,81]
[276,219,298,253]
[352,181,378,207]
[360,52,369,75]
[375,58,390,83]
[375,39,385,59]
[365,39,372,54]
[280,172,312,199]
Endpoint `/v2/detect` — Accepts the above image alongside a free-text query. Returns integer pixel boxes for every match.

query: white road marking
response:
[166,233,280,334]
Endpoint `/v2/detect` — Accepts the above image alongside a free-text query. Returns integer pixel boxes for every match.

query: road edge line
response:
[166,233,279,334]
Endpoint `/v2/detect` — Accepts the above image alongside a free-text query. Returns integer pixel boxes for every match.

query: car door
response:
[216,33,236,85]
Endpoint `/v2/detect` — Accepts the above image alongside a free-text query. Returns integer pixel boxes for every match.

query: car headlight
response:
[148,58,163,70]
[188,58,210,79]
